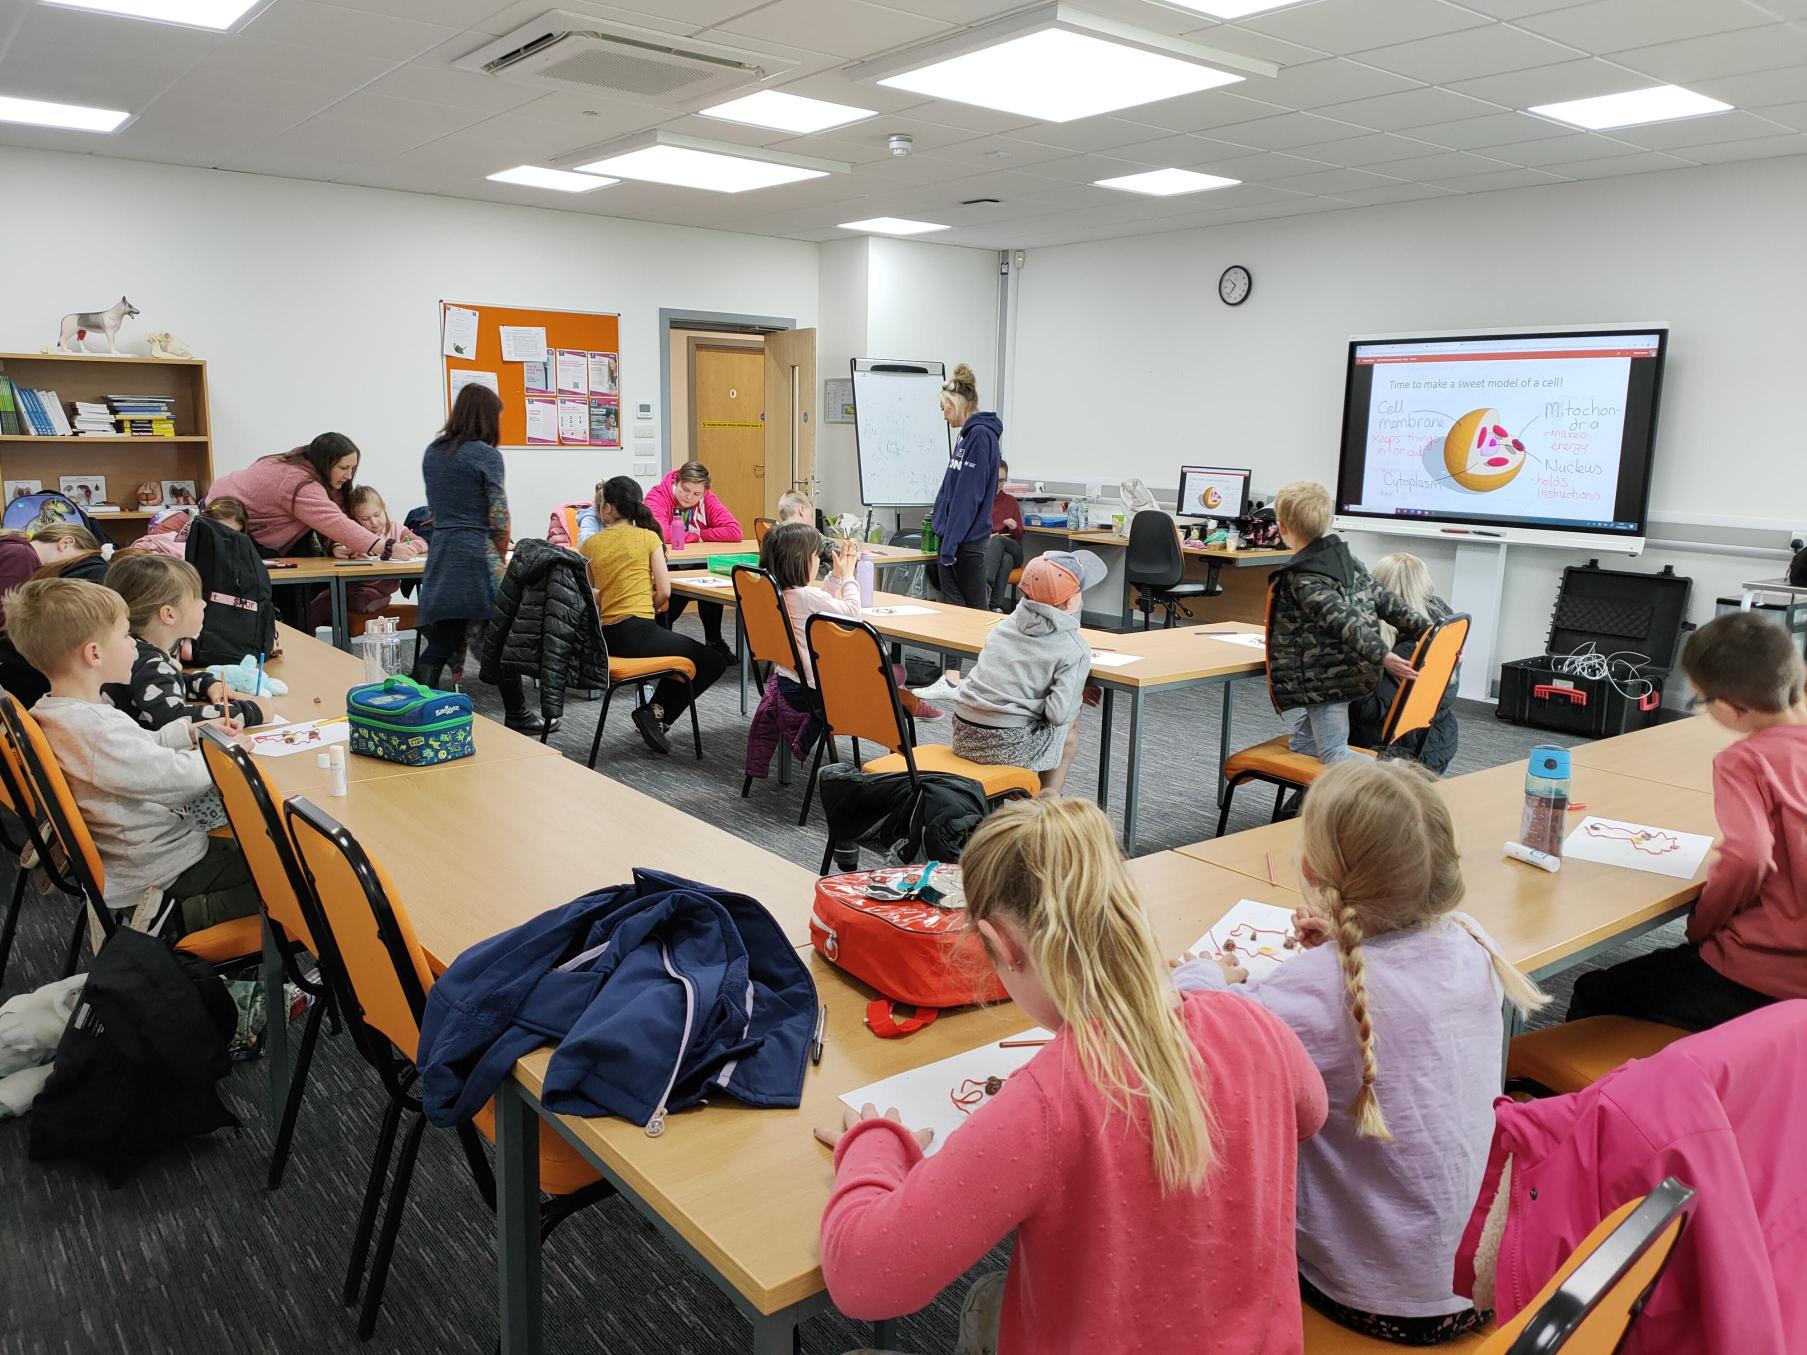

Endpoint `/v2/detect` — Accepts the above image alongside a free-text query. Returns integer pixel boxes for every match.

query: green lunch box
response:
[706,553,761,577]
[346,677,475,767]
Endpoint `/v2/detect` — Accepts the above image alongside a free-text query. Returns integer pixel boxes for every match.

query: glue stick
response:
[328,743,347,797]
[1503,841,1560,873]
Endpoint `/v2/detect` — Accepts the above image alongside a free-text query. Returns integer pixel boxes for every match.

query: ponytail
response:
[1327,886,1391,1141]
[961,798,1213,1193]
[598,476,658,535]
[1449,914,1551,1017]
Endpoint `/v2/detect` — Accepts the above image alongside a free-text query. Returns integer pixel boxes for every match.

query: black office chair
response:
[1125,510,1219,629]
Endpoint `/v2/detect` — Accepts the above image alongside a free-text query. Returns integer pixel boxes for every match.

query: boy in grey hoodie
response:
[951,549,1104,794]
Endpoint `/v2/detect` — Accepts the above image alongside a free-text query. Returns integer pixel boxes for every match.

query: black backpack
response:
[186,514,276,665]
[29,928,239,1184]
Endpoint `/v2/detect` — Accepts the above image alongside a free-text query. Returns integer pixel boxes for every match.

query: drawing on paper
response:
[1582,820,1681,856]
[1561,815,1713,880]
[1187,899,1302,981]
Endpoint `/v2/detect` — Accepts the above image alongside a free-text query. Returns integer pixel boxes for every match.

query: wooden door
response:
[764,328,816,518]
[691,343,766,533]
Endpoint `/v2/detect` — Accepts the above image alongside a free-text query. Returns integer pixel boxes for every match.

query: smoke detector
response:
[887,133,914,157]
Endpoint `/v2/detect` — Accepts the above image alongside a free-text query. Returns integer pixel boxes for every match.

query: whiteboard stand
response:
[1450,540,1509,702]
[851,358,950,510]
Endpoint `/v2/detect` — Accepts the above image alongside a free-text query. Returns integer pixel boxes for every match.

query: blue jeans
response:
[1282,703,1356,764]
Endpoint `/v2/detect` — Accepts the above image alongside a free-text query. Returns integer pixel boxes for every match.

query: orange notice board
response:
[440,301,621,451]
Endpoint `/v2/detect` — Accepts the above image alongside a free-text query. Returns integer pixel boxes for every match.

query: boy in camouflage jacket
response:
[1265,481,1430,764]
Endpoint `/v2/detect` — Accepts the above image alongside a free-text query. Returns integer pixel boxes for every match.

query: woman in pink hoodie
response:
[644,461,741,662]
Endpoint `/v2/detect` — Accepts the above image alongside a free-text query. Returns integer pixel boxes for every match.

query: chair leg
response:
[819,836,836,876]
[741,775,753,799]
[343,1092,406,1306]
[61,901,86,977]
[796,735,828,828]
[687,682,702,760]
[0,865,28,987]
[266,992,326,1190]
[356,1112,427,1341]
[1270,784,1288,823]
[587,685,616,769]
[1215,782,1237,838]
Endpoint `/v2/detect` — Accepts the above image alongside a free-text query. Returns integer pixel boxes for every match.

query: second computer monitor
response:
[1177,465,1251,520]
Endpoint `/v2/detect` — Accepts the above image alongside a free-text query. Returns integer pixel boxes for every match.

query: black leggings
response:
[420,619,527,705]
[602,616,726,721]
[1301,1275,1490,1346]
[1565,942,1776,1030]
[929,540,988,611]
[662,595,727,646]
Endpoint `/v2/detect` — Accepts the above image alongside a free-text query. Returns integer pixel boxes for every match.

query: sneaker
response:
[707,638,738,669]
[912,699,947,720]
[911,673,961,703]
[632,704,671,755]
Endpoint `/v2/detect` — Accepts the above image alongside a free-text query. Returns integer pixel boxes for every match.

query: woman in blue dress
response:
[411,384,545,733]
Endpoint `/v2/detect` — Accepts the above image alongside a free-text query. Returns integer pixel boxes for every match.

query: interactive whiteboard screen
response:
[1335,328,1667,545]
[852,359,952,508]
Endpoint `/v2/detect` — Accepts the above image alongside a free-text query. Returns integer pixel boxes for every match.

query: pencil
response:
[999,1037,1052,1049]
[1266,851,1274,884]
[810,1004,827,1067]
[254,652,266,699]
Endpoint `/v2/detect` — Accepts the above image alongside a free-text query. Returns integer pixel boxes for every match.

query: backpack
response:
[28,928,239,1184]
[2,489,111,543]
[1239,502,1284,549]
[810,866,1008,1037]
[186,514,276,665]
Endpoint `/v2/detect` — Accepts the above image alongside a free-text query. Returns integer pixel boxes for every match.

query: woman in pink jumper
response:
[644,461,741,664]
[817,798,1328,1355]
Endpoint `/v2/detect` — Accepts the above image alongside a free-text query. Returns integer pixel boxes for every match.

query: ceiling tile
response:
[1317,85,1505,130]
[1281,130,1445,164]
[1680,131,1807,160]
[106,95,300,167]
[1177,21,1334,68]
[1611,108,1796,150]
[1481,131,1646,165]
[1449,0,1595,15]
[1331,180,1465,204]
[1360,24,1585,84]
[1611,24,1807,83]
[1009,117,1183,153]
[1422,166,1570,191]
[1517,0,1772,54]
[902,134,1073,170]
[1121,90,1291,134]
[1264,164,1410,195]
[1761,99,1807,128]
[505,90,677,135]
[1253,57,1424,108]
[325,91,493,141]
[1457,57,1658,107]
[777,114,983,161]
[1107,132,1264,166]
[0,3,216,109]
[239,1,457,62]
[166,39,397,112]
[1405,110,1575,149]
[865,0,1028,20]
[707,0,951,60]
[361,62,544,115]
[1237,0,1490,56]
[1362,148,1518,178]
[1204,110,1374,149]
[1745,0,1807,16]
[1015,152,1172,184]
[326,0,506,26]
[889,101,1040,136]
[1690,64,1807,108]
[1184,149,1341,181]
[1544,149,1696,176]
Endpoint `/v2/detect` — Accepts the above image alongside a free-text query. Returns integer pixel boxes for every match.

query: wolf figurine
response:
[56,297,139,354]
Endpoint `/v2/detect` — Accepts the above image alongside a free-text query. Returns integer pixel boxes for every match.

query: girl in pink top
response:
[647,461,741,658]
[817,798,1327,1355]
[207,433,407,560]
[331,485,428,617]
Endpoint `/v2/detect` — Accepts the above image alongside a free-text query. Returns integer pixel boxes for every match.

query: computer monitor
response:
[1177,466,1250,521]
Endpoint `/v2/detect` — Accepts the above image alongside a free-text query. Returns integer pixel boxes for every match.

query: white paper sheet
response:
[525,398,558,446]
[449,369,499,401]
[442,305,479,359]
[247,717,349,759]
[1561,816,1714,880]
[1088,651,1139,668]
[556,349,588,396]
[499,326,547,363]
[863,604,936,617]
[1202,632,1267,650]
[588,351,618,396]
[557,398,589,444]
[1187,899,1302,981]
[522,354,553,395]
[840,1028,1053,1156]
[681,575,734,589]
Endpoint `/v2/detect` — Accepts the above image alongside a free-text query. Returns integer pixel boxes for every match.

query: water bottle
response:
[1071,495,1088,531]
[1519,745,1571,858]
[855,552,876,609]
[921,514,939,557]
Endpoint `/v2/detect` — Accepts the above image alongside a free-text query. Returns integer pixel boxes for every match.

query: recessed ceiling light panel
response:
[577,145,824,192]
[1094,167,1240,196]
[487,165,615,193]
[839,217,950,235]
[1161,0,1310,16]
[1529,85,1732,131]
[0,93,130,132]
[42,0,262,31]
[702,90,875,134]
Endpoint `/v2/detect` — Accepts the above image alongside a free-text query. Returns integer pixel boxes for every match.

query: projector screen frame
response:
[1332,321,1670,555]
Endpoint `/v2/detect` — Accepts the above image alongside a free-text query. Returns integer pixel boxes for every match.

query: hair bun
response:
[952,362,975,385]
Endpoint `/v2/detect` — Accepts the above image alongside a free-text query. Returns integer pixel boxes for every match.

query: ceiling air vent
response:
[454,11,791,105]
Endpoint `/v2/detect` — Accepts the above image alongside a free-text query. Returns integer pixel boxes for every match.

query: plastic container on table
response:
[1519,745,1572,858]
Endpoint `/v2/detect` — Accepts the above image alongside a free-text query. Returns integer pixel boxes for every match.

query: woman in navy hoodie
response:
[929,362,1003,611]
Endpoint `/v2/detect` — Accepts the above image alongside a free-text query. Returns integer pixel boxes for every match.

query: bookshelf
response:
[0,352,213,540]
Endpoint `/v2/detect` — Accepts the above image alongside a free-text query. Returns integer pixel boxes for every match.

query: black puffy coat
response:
[480,538,608,724]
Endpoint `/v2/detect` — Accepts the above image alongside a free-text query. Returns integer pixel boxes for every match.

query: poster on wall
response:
[588,351,618,398]
[589,398,620,448]
[555,349,588,397]
[557,398,589,445]
[525,397,559,446]
[522,353,553,395]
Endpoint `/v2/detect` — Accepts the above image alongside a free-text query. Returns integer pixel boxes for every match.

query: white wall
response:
[0,145,820,541]
[1012,157,1807,674]
[814,236,869,519]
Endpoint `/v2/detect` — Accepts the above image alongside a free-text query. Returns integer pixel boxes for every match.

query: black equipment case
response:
[1496,560,1692,738]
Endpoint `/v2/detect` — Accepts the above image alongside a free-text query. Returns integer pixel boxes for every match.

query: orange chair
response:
[1506,1016,1691,1098]
[1303,1179,1694,1354]
[0,699,88,984]
[0,693,262,972]
[805,613,1038,872]
[1216,613,1470,837]
[734,565,834,824]
[585,589,704,766]
[283,796,615,1340]
[197,728,338,1189]
[753,516,775,545]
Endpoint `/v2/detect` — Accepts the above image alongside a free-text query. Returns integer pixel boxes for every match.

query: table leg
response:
[738,611,750,716]
[750,1316,795,1355]
[1095,687,1114,809]
[261,917,287,1119]
[873,1318,900,1348]
[331,577,349,651]
[1123,688,1144,854]
[497,1078,544,1355]
[1217,681,1235,805]
[777,734,792,787]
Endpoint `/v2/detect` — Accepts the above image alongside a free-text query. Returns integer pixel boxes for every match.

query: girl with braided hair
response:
[1175,759,1547,1345]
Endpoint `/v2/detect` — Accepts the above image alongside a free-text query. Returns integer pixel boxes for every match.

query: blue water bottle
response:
[1520,745,1571,858]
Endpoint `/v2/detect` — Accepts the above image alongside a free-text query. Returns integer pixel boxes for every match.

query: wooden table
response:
[266,555,427,649]
[493,855,1267,1355]
[1568,715,1733,795]
[669,539,933,566]
[1025,524,1292,627]
[668,583,1268,852]
[1177,761,1721,978]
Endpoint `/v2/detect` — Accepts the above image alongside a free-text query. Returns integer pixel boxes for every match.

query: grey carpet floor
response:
[0,618,1683,1354]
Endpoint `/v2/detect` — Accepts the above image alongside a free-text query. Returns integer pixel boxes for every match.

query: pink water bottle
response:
[855,552,876,609]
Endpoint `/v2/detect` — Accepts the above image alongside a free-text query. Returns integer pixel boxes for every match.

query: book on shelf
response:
[0,379,20,436]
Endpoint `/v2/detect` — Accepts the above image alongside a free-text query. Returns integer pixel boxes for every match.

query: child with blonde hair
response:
[1176,758,1546,1344]
[102,552,263,735]
[325,484,427,621]
[819,797,1326,1355]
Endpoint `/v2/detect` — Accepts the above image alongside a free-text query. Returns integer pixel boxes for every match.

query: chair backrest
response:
[806,614,912,760]
[1381,613,1470,744]
[1486,1179,1694,1354]
[1124,510,1183,587]
[0,694,77,892]
[560,504,581,548]
[198,727,318,954]
[753,516,775,545]
[888,529,922,549]
[733,565,807,676]
[285,795,434,1063]
[0,694,112,935]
